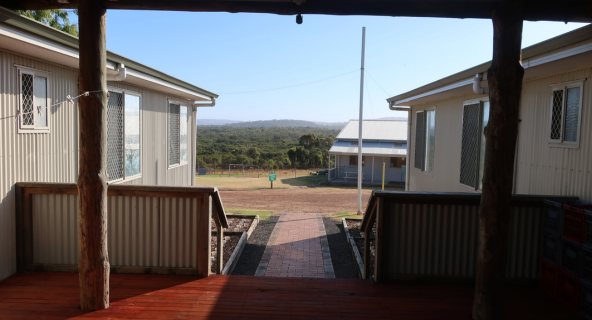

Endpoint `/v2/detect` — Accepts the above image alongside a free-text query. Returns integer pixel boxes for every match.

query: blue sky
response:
[104,11,587,122]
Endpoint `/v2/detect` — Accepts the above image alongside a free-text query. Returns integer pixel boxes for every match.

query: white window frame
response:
[414,107,436,175]
[459,97,489,191]
[549,80,584,148]
[168,99,189,169]
[107,88,143,184]
[17,66,51,133]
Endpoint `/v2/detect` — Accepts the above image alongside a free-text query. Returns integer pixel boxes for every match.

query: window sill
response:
[168,162,188,170]
[459,184,480,193]
[18,128,50,134]
[109,174,142,185]
[549,142,580,149]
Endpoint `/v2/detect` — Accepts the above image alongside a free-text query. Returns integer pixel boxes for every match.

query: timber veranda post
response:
[472,1,524,319]
[77,0,110,311]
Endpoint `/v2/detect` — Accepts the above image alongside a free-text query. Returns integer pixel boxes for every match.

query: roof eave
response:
[0,7,218,99]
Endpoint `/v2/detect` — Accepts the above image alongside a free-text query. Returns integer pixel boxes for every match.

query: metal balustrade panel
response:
[385,201,543,280]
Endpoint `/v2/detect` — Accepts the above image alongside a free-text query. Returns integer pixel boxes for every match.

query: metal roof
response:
[335,120,407,141]
[329,141,407,156]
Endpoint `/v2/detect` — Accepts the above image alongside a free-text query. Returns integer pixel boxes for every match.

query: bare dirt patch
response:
[219,187,373,213]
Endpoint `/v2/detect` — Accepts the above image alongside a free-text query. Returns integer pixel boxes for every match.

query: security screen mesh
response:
[414,111,425,170]
[550,90,563,141]
[169,103,180,165]
[107,92,124,181]
[460,103,480,188]
[21,73,34,126]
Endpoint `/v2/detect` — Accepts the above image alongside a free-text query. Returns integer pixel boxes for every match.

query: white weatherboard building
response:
[329,120,408,184]
[388,24,592,203]
[0,8,217,281]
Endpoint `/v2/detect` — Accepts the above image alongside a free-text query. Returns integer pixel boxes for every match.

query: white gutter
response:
[473,73,488,94]
[107,63,126,81]
[194,98,216,107]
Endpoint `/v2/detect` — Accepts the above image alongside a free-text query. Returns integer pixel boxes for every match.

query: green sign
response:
[269,173,276,181]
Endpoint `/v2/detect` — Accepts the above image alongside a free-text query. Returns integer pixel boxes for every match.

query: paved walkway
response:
[255,212,334,278]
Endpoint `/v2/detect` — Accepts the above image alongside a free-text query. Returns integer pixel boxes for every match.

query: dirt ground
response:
[220,187,373,213]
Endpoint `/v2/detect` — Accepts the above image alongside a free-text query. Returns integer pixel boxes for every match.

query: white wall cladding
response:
[31,194,204,268]
[515,67,592,202]
[386,203,542,279]
[0,51,197,281]
[107,81,194,187]
[0,50,79,280]
[408,66,592,203]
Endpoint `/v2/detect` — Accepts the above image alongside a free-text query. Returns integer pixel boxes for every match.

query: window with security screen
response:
[169,103,188,167]
[460,100,489,190]
[549,81,584,147]
[18,67,50,133]
[107,90,141,182]
[414,109,435,173]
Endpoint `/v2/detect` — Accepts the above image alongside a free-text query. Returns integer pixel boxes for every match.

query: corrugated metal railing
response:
[15,182,228,276]
[360,191,578,282]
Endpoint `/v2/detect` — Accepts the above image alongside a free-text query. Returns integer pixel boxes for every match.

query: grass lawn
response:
[225,208,274,220]
[196,172,328,189]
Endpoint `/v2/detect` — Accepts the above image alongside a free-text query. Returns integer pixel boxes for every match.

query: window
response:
[106,90,141,182]
[460,100,489,190]
[169,102,188,167]
[349,155,365,166]
[390,157,406,168]
[549,81,584,147]
[18,67,50,132]
[414,109,435,173]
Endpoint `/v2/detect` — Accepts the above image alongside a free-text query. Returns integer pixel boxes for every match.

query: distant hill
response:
[196,118,406,129]
[224,119,346,129]
[196,119,241,126]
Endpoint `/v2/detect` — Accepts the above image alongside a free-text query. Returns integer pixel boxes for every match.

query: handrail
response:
[15,182,228,228]
[361,190,579,230]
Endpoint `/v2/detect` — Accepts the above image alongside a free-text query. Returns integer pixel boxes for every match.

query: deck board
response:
[0,272,583,319]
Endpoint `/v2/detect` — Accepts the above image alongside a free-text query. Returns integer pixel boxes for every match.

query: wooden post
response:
[473,1,524,319]
[212,206,223,274]
[77,0,109,311]
[197,193,212,276]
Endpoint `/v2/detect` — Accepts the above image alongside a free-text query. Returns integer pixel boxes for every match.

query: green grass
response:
[333,212,363,220]
[225,208,275,220]
[196,172,328,189]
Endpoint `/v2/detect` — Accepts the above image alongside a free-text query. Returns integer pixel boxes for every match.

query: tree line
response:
[195,126,339,170]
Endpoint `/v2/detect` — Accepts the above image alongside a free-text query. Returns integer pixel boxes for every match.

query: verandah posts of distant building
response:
[472,0,525,319]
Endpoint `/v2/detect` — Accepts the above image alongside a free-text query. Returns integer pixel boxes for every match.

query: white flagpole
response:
[357,27,366,215]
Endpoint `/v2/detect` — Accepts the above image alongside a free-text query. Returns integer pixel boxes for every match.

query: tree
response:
[247,147,260,160]
[299,133,319,150]
[17,10,79,36]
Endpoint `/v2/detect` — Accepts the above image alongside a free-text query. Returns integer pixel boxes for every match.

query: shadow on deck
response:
[0,272,582,319]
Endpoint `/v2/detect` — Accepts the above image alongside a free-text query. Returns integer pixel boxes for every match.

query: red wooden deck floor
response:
[0,272,583,319]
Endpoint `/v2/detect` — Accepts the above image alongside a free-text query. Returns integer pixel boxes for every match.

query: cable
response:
[218,69,358,94]
[365,70,391,97]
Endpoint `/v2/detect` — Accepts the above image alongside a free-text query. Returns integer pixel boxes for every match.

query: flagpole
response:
[357,27,366,215]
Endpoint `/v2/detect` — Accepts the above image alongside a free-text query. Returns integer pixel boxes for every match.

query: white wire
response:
[0,90,103,122]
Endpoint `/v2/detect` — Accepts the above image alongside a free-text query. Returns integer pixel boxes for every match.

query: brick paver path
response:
[258,212,334,278]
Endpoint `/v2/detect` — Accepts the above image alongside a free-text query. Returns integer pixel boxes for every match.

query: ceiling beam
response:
[4,0,592,22]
